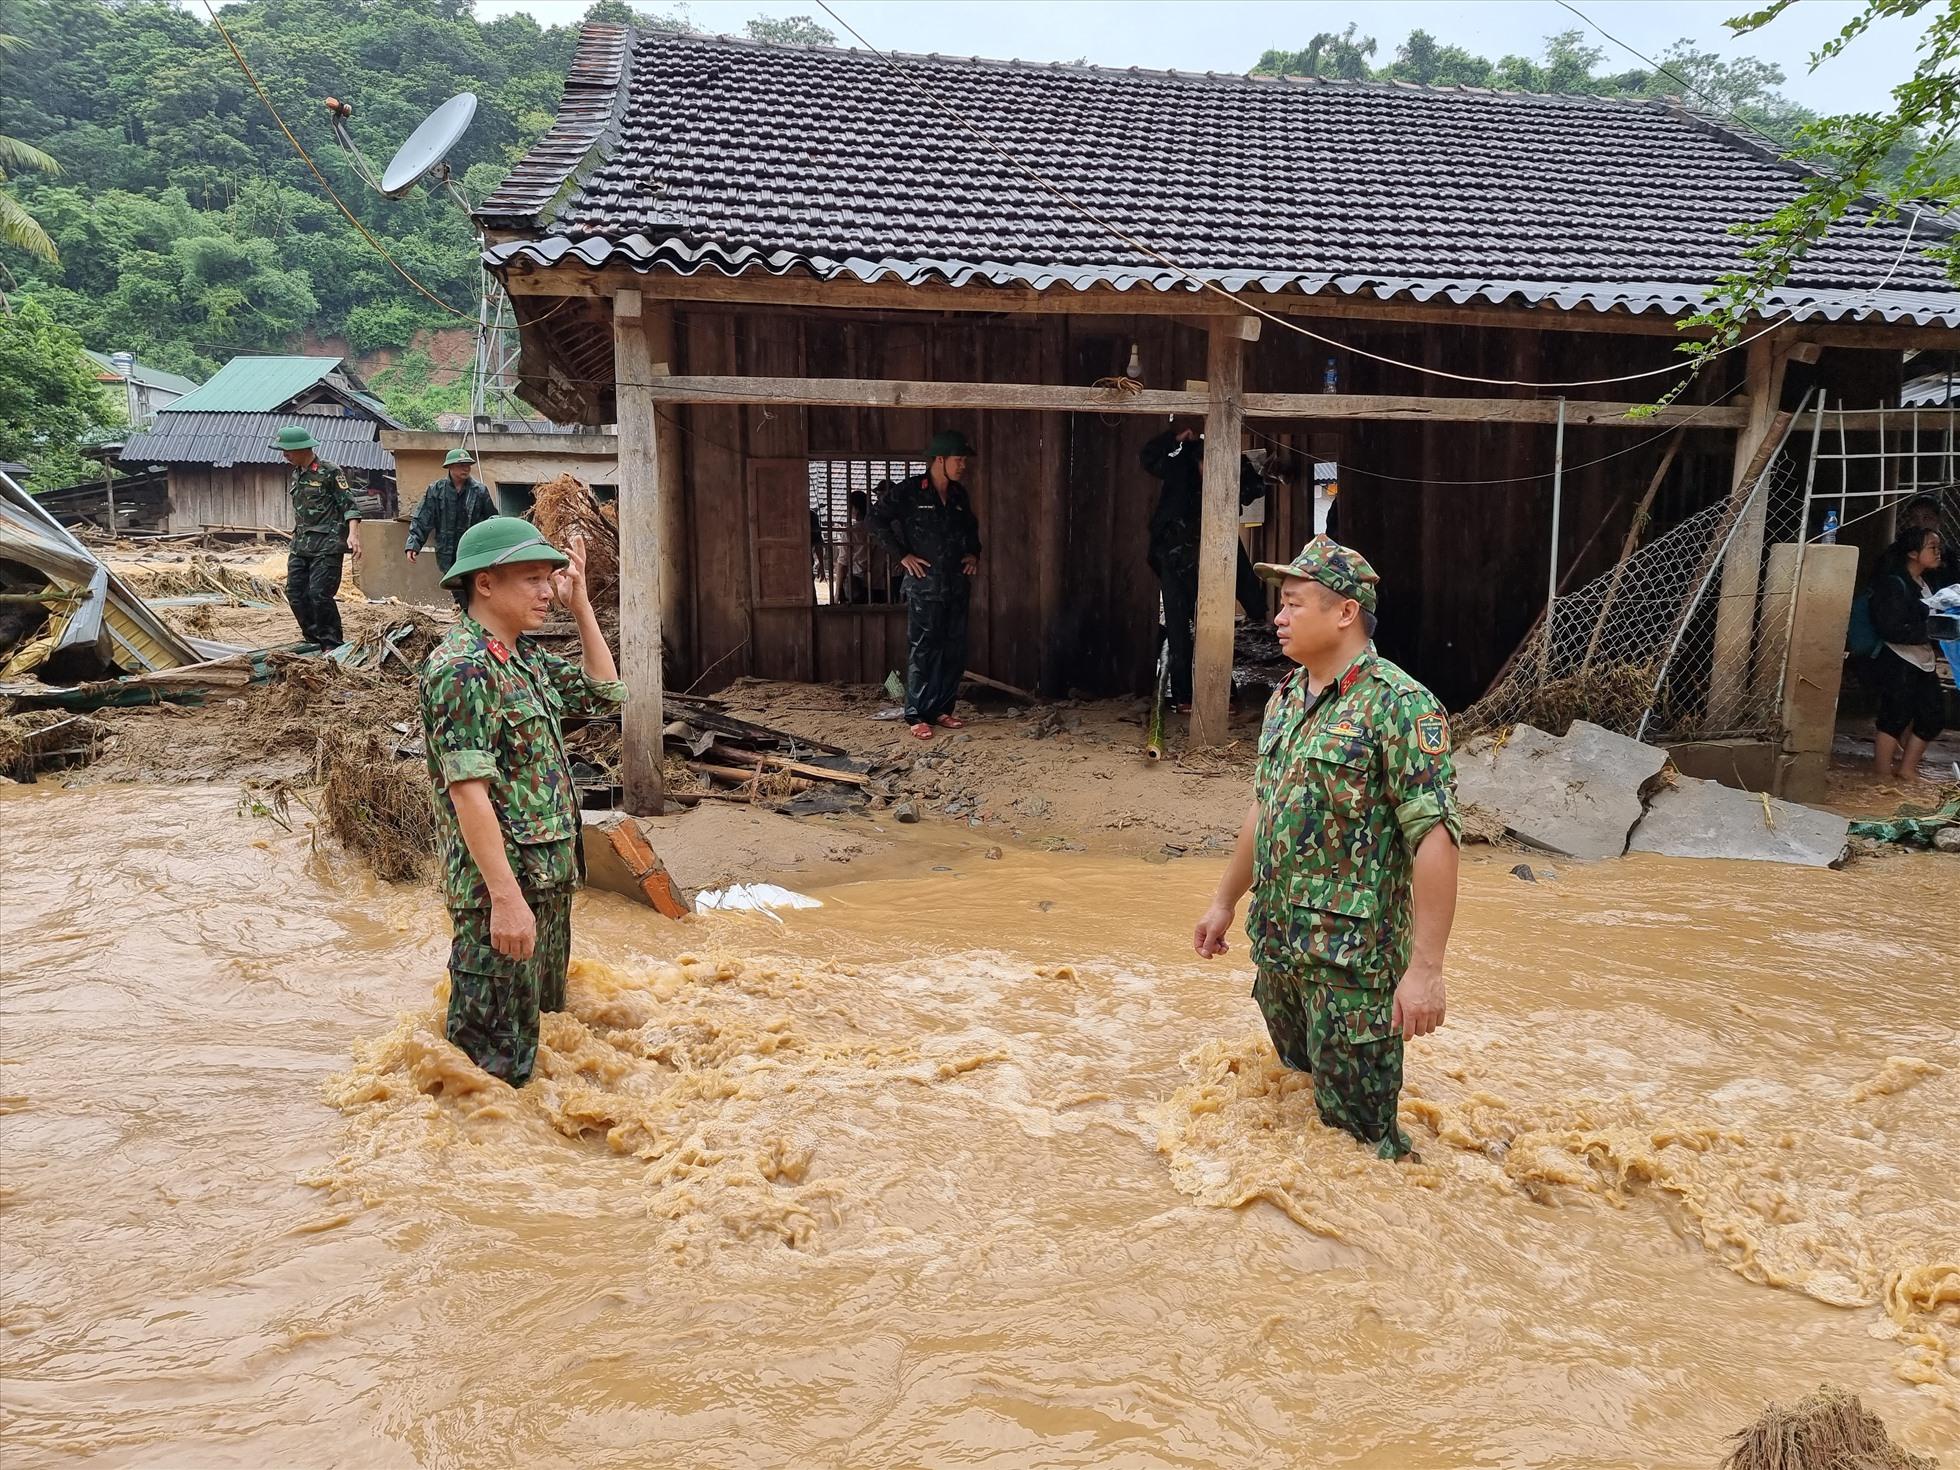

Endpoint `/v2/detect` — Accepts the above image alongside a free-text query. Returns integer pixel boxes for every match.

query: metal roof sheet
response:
[118,412,396,472]
[162,356,345,415]
[479,28,1960,327]
[83,351,202,399]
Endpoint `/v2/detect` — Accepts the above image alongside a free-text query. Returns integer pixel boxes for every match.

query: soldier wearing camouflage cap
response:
[1192,535,1461,1159]
[419,517,624,1086]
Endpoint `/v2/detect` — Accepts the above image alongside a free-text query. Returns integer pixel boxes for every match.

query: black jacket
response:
[1139,430,1266,564]
[1870,570,1932,646]
[870,473,982,596]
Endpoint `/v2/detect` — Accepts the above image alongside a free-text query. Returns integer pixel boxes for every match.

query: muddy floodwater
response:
[3,785,1956,1467]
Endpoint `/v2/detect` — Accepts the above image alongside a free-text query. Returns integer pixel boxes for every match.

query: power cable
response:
[201,0,476,323]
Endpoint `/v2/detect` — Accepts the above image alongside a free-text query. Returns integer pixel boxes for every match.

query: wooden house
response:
[119,355,400,534]
[477,24,1960,811]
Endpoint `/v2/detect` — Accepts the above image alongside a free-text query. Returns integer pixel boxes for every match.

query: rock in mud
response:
[893,800,920,824]
[1935,826,1960,854]
[1510,864,1537,882]
[1455,721,1667,860]
[1627,777,1849,867]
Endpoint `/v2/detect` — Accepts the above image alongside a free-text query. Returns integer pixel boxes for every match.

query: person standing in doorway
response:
[1140,420,1274,712]
[1191,537,1461,1160]
[406,447,499,608]
[420,516,623,1086]
[872,430,982,739]
[275,424,361,648]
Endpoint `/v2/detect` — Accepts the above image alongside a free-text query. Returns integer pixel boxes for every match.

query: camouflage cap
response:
[1254,535,1380,612]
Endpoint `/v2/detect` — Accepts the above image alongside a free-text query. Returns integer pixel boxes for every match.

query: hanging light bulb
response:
[1125,341,1142,379]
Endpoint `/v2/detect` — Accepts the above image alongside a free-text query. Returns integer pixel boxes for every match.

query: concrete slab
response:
[1628,776,1849,867]
[1455,720,1668,860]
[353,518,452,606]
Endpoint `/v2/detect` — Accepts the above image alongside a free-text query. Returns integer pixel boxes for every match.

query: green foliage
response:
[0,297,119,485]
[368,347,470,431]
[0,30,62,263]
[745,15,837,46]
[1670,0,1959,383]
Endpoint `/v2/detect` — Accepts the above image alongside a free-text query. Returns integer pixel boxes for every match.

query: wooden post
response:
[1191,319,1249,746]
[612,287,665,815]
[1710,333,1788,713]
[646,300,689,683]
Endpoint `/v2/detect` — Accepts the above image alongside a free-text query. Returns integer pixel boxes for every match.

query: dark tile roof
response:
[118,412,396,472]
[481,27,1960,326]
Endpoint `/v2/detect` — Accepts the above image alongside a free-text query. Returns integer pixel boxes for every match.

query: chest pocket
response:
[1292,732,1382,921]
[498,688,576,845]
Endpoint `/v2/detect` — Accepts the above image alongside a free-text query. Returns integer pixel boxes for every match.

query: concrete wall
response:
[381,430,619,517]
[1778,542,1860,804]
[353,517,451,605]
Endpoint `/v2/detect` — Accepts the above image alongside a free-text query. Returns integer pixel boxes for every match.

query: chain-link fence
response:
[1463,446,1807,744]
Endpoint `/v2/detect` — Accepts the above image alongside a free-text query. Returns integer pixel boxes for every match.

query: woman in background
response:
[1868,524,1948,780]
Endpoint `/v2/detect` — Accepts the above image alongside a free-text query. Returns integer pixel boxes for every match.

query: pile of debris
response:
[563,691,882,817]
[1456,720,1856,867]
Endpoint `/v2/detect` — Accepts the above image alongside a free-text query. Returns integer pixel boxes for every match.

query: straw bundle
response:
[529,473,619,608]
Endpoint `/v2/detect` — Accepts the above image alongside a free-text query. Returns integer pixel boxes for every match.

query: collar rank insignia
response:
[485,636,511,664]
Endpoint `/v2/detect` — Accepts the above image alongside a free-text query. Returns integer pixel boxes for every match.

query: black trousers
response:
[903,584,969,723]
[285,547,346,646]
[1153,544,1267,706]
[1874,649,1946,741]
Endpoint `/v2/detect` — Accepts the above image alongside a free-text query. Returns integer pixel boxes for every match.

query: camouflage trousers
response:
[1252,969,1412,1159]
[445,886,573,1086]
[285,547,346,647]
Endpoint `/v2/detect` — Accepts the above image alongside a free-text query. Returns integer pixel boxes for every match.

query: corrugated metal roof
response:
[163,356,344,414]
[479,28,1960,327]
[83,351,201,398]
[118,412,395,472]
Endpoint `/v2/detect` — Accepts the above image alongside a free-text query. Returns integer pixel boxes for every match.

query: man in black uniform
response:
[872,430,982,740]
[1140,421,1273,711]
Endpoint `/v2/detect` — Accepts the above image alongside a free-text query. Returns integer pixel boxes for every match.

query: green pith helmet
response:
[441,516,570,587]
[442,447,476,467]
[927,429,975,459]
[1255,534,1381,613]
[273,425,318,452]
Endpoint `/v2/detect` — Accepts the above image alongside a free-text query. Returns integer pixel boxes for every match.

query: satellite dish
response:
[380,92,477,198]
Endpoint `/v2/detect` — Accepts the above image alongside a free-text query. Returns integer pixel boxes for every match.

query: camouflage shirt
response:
[1248,649,1461,989]
[406,475,499,570]
[288,457,359,556]
[420,617,626,910]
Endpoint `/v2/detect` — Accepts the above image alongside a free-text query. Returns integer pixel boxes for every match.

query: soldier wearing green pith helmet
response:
[407,447,499,608]
[419,516,623,1086]
[274,424,362,647]
[1191,536,1461,1160]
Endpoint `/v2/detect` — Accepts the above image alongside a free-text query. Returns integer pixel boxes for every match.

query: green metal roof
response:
[83,350,202,399]
[161,355,344,414]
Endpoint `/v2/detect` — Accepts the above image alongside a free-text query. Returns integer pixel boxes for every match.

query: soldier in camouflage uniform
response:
[871,429,983,739]
[274,425,363,646]
[1193,537,1461,1159]
[405,447,499,608]
[420,516,624,1086]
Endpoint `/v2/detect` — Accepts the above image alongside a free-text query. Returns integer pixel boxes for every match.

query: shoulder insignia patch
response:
[1416,712,1448,755]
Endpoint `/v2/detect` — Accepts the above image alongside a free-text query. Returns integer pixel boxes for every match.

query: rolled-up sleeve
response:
[423,656,500,787]
[534,646,626,717]
[1383,694,1461,852]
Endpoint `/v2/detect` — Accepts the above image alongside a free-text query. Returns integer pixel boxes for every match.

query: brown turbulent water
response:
[2,784,1955,1467]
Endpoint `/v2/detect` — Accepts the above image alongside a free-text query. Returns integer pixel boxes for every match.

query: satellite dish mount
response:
[325,91,521,427]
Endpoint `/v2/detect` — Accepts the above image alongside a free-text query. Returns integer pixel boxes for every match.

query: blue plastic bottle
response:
[1323,357,1338,394]
[1820,509,1839,545]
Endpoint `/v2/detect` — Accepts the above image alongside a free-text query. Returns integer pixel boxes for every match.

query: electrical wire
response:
[809,0,1788,393]
[201,0,476,322]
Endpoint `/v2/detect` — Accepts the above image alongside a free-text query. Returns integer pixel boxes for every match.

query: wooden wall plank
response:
[680,311,751,689]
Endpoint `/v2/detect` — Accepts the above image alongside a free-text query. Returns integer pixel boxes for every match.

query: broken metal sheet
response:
[0,469,200,675]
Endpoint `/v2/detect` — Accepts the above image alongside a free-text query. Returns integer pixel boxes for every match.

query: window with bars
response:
[806,458,924,607]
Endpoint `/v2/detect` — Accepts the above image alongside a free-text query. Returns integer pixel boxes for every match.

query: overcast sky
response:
[483,0,1932,116]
